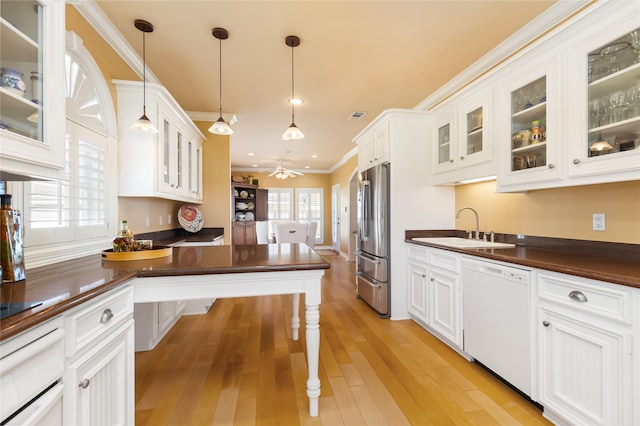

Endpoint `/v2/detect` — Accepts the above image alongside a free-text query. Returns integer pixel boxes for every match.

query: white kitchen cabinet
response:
[496,52,563,191]
[0,0,66,180]
[406,243,462,349]
[564,5,640,184]
[536,270,637,426]
[114,80,204,203]
[357,120,389,171]
[430,87,495,185]
[134,299,185,352]
[64,285,134,426]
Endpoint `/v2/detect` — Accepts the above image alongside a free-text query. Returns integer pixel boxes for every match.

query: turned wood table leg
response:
[291,293,300,340]
[305,301,320,416]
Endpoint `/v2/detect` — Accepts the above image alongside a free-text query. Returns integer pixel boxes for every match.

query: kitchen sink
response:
[412,237,515,249]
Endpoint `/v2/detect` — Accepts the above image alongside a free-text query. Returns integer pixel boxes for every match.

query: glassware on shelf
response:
[629,30,640,64]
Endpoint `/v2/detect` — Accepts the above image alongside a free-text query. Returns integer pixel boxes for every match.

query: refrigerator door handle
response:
[355,271,384,287]
[360,180,371,241]
[355,250,380,264]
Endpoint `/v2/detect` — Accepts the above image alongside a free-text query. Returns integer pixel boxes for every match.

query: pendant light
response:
[282,35,304,140]
[589,133,613,152]
[208,28,233,135]
[130,19,158,133]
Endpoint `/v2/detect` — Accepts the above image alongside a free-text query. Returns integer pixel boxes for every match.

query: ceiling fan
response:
[266,160,304,180]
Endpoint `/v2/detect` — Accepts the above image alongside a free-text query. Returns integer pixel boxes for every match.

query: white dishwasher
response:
[462,256,532,397]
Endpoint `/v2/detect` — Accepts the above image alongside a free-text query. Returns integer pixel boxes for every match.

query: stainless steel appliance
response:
[355,163,390,317]
[462,257,532,397]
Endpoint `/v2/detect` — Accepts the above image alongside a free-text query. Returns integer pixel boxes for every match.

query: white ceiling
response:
[94,0,557,173]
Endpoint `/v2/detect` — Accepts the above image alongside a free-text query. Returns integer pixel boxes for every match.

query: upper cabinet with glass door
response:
[0,0,65,180]
[496,53,562,191]
[565,2,640,183]
[431,87,494,185]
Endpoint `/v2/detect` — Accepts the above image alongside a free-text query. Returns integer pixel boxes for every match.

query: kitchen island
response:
[0,243,330,417]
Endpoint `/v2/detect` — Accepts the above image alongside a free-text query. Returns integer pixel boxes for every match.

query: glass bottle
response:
[113,220,134,252]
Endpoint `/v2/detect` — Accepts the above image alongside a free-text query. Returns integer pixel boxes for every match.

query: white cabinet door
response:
[0,0,65,180]
[564,5,640,183]
[538,308,632,426]
[496,52,563,192]
[429,267,460,346]
[407,261,428,323]
[431,107,457,175]
[66,319,134,426]
[372,121,389,165]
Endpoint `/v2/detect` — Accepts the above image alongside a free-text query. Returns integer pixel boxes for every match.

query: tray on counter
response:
[101,246,172,261]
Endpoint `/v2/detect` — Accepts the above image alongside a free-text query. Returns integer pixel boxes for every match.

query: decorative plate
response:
[240,190,249,199]
[233,189,239,197]
[178,205,204,233]
[244,212,255,221]
[247,202,255,210]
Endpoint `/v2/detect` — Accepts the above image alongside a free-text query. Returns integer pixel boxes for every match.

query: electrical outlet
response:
[167,214,172,224]
[593,213,606,231]
[145,216,150,228]
[159,215,163,226]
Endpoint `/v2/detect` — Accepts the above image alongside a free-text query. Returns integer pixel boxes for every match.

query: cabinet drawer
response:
[64,285,134,357]
[538,271,632,324]
[429,249,460,272]
[407,244,428,262]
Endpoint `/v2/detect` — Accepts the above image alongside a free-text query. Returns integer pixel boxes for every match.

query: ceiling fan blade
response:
[267,170,278,177]
[289,170,304,176]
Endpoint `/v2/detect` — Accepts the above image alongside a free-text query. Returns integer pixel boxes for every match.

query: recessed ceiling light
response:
[305,166,310,169]
[289,98,303,105]
[311,154,317,158]
[252,164,258,167]
[248,152,254,156]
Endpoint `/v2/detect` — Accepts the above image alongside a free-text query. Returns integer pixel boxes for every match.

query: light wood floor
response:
[135,254,551,425]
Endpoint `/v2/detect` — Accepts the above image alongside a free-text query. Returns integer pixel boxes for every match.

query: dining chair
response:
[255,221,269,244]
[274,221,308,244]
[306,221,318,248]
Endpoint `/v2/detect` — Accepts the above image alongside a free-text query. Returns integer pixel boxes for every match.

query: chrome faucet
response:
[456,206,480,239]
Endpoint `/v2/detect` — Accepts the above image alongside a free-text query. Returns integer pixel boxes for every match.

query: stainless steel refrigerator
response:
[355,162,390,317]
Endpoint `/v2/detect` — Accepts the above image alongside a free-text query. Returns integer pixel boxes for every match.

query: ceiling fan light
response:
[282,122,304,140]
[275,171,288,179]
[208,116,234,134]
[130,111,158,133]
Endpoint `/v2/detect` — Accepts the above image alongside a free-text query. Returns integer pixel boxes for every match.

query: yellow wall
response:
[196,123,232,244]
[455,180,640,244]
[330,156,359,253]
[233,170,333,245]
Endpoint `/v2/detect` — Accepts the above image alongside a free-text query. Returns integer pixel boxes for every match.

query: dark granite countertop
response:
[0,244,329,341]
[405,230,640,289]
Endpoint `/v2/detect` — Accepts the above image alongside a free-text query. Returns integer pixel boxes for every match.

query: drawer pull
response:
[79,379,91,389]
[542,320,550,327]
[568,290,588,303]
[100,308,114,323]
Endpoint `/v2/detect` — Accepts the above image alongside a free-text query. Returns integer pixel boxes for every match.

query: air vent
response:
[348,111,367,120]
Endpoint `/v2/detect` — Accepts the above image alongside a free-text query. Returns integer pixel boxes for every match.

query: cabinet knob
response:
[568,290,588,303]
[100,308,114,323]
[79,379,91,389]
[573,158,581,165]
[429,276,434,281]
[542,320,550,327]
[460,156,465,160]
[449,159,454,163]
[548,163,555,169]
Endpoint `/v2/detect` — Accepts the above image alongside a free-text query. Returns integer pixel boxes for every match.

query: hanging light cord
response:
[219,36,223,116]
[290,43,295,122]
[142,30,147,114]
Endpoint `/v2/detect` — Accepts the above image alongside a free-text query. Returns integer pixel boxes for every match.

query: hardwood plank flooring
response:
[135,253,551,425]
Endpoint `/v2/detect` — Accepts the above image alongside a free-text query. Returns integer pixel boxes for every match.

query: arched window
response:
[21,31,117,267]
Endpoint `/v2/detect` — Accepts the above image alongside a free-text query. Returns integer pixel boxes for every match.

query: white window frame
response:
[6,31,118,268]
[266,188,294,239]
[295,188,323,245]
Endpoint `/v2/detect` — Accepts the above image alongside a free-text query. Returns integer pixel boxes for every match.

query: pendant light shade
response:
[589,133,613,151]
[209,27,233,135]
[282,35,304,140]
[131,19,158,134]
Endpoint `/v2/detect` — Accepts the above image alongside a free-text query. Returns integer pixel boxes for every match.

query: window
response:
[296,188,323,244]
[266,188,293,238]
[24,121,110,245]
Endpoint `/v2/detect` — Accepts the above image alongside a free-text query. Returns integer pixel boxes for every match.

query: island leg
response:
[291,293,300,340]
[305,288,321,416]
